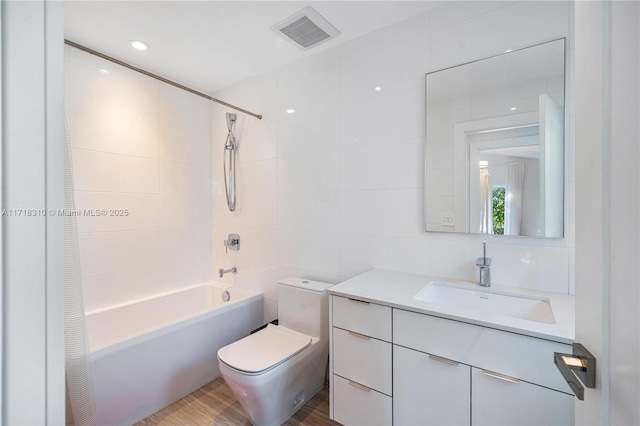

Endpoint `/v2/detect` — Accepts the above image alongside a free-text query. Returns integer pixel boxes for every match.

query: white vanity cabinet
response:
[393,308,574,426]
[331,296,393,425]
[393,345,470,426]
[471,367,574,425]
[329,293,575,426]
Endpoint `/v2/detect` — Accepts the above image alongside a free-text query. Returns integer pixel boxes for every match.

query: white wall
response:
[65,47,213,311]
[211,0,575,322]
[2,1,65,423]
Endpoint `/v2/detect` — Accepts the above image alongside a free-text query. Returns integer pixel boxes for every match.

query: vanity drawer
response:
[333,327,392,395]
[393,308,573,393]
[332,295,392,342]
[472,367,574,425]
[333,374,392,426]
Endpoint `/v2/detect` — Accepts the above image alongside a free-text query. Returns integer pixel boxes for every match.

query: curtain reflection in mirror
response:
[479,165,493,234]
[504,162,525,236]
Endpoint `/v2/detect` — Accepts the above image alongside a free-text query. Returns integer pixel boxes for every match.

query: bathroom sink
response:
[413,281,555,324]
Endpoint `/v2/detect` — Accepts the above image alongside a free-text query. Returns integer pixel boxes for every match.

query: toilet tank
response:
[277,278,333,341]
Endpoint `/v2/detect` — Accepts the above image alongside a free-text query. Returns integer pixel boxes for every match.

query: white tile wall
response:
[239,159,278,195]
[429,1,569,71]
[341,189,425,238]
[212,0,575,320]
[340,138,424,191]
[277,231,342,277]
[340,34,430,105]
[340,88,425,147]
[428,1,517,31]
[278,107,341,158]
[278,152,341,194]
[340,234,432,277]
[66,47,213,311]
[278,193,341,233]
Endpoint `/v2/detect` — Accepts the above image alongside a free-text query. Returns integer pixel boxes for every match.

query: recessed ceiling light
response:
[374,86,382,91]
[99,69,109,74]
[286,109,295,114]
[510,107,517,111]
[129,40,149,51]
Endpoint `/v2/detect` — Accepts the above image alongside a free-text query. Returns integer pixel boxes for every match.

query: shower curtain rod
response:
[64,39,263,120]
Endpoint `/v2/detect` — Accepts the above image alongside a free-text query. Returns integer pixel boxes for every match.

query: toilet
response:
[217,277,333,426]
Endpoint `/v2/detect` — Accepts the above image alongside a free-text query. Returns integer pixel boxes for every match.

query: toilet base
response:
[219,337,327,426]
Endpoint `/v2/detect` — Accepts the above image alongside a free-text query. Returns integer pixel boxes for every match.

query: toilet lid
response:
[218,324,312,374]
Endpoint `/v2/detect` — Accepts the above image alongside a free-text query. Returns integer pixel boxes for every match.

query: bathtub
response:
[86,283,263,426]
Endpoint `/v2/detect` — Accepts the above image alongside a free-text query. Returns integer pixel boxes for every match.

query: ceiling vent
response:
[272,6,340,50]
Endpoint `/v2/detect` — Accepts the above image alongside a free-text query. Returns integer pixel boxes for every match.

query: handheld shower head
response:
[225,112,237,150]
[224,112,238,211]
[226,113,236,131]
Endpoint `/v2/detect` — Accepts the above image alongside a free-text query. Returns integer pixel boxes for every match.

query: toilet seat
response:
[218,324,311,375]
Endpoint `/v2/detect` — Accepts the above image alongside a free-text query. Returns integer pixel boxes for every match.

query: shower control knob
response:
[224,234,240,253]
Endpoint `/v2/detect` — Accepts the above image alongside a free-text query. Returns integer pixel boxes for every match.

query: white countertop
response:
[328,269,575,344]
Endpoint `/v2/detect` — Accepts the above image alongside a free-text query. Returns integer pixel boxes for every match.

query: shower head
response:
[226,113,236,131]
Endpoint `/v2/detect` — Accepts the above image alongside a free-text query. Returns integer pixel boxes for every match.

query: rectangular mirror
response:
[425,39,565,238]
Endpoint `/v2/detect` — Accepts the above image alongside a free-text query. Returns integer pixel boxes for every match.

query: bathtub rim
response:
[85,281,241,316]
[87,283,262,360]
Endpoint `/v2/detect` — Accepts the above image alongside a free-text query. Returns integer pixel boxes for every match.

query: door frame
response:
[575,1,640,424]
[1,1,65,423]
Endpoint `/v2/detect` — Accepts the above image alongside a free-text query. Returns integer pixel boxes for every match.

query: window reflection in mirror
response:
[425,39,565,238]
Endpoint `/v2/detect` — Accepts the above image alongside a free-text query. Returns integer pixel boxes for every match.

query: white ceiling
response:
[64,1,441,94]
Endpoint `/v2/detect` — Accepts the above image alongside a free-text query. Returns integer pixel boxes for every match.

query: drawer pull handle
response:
[428,354,459,366]
[348,331,370,340]
[348,381,371,392]
[482,370,519,384]
[348,298,370,305]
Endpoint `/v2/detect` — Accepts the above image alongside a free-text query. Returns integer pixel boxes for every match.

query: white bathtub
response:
[87,283,263,426]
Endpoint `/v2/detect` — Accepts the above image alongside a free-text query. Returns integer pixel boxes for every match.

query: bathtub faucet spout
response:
[218,267,237,278]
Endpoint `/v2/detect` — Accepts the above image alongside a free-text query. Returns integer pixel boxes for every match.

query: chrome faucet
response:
[218,267,237,278]
[476,243,492,287]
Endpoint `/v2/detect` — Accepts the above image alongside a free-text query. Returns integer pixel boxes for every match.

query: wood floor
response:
[135,376,340,426]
